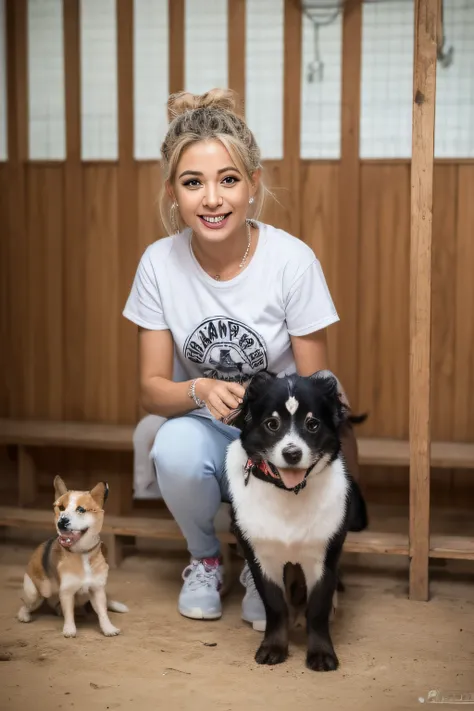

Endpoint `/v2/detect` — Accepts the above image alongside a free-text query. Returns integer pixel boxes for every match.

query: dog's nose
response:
[57,517,70,531]
[282,446,302,466]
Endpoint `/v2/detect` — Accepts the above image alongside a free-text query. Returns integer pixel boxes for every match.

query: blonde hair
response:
[159,88,270,235]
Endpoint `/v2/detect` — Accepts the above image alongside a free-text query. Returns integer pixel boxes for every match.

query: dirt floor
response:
[0,535,473,711]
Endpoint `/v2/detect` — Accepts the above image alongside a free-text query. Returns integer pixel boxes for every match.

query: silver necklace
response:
[193,220,252,281]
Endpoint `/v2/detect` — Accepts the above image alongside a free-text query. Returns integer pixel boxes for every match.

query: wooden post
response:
[409,0,438,601]
[228,0,246,113]
[338,0,362,407]
[169,0,185,94]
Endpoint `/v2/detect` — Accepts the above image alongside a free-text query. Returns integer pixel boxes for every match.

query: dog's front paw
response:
[63,623,77,638]
[306,649,338,672]
[18,606,32,623]
[255,642,288,666]
[101,624,120,637]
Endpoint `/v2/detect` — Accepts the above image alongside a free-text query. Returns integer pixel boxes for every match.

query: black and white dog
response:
[225,369,368,672]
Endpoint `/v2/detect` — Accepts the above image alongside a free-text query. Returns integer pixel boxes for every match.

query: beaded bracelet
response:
[188,378,205,408]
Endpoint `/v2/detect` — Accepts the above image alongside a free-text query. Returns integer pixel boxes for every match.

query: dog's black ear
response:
[309,369,349,430]
[223,371,276,431]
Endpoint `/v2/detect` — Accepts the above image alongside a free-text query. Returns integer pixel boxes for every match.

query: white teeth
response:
[202,215,226,223]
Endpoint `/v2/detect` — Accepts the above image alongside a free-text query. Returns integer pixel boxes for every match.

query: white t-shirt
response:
[123,221,339,418]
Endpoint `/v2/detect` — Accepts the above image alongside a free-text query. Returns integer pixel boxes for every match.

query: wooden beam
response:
[5,0,28,417]
[117,0,139,423]
[283,0,302,237]
[409,0,439,602]
[228,0,246,114]
[169,0,185,94]
[63,0,86,420]
[338,0,362,406]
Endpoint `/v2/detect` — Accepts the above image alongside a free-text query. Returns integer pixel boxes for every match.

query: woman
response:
[123,88,345,630]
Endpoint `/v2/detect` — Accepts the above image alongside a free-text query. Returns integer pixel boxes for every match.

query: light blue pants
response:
[151,414,241,559]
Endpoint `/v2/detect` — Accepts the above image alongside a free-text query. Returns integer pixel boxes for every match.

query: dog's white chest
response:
[60,553,107,596]
[226,441,349,591]
[79,554,93,594]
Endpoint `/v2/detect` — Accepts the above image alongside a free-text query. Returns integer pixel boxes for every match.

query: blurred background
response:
[0,0,473,516]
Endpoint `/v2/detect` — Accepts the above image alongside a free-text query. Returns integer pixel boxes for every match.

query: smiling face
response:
[236,372,348,491]
[53,477,107,551]
[170,139,258,244]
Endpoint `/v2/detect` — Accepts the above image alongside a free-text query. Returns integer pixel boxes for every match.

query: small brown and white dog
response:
[18,475,128,638]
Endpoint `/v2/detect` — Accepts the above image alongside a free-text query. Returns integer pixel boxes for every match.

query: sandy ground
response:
[1,537,473,711]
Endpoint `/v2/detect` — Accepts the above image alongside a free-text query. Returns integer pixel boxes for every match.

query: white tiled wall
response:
[361,0,474,159]
[185,0,227,95]
[27,0,66,160]
[300,10,342,159]
[246,0,284,160]
[2,0,474,163]
[0,0,6,161]
[360,0,414,159]
[133,0,168,160]
[435,0,474,158]
[80,0,118,160]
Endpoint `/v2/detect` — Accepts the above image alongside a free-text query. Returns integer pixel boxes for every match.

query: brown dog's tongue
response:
[278,468,306,490]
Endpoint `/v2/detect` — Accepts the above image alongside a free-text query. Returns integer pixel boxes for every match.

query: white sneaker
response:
[240,563,266,632]
[178,557,223,620]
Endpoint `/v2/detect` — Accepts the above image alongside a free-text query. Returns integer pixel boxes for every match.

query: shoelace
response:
[182,561,220,591]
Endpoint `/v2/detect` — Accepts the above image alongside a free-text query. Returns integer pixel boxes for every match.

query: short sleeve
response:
[284,259,339,336]
[122,248,168,330]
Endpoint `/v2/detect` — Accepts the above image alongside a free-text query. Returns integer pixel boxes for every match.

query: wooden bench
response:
[1,418,474,575]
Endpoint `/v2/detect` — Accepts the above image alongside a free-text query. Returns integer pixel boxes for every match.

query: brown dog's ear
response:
[90,481,109,509]
[54,475,68,500]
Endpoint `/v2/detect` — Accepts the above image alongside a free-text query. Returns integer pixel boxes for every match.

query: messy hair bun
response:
[159,87,270,236]
[167,88,240,121]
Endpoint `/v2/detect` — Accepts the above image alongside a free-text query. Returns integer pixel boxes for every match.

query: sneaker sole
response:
[242,615,266,632]
[179,607,222,621]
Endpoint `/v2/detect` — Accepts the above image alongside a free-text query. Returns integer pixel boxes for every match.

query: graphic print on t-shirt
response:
[183,316,268,383]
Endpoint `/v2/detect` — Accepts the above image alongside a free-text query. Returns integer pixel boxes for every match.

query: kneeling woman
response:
[123,88,354,630]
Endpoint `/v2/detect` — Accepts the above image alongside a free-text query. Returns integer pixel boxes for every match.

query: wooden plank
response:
[5,0,28,417]
[359,439,474,470]
[0,166,10,416]
[429,536,474,562]
[168,0,184,94]
[299,162,340,368]
[338,0,362,407]
[283,0,302,238]
[228,0,246,113]
[2,419,474,470]
[18,447,36,507]
[63,0,85,422]
[409,0,438,602]
[25,167,64,419]
[452,166,474,495]
[117,0,139,425]
[0,419,134,450]
[0,505,409,555]
[83,167,119,422]
[5,502,474,562]
[431,165,457,500]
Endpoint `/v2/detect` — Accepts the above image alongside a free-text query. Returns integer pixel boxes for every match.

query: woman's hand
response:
[195,378,246,421]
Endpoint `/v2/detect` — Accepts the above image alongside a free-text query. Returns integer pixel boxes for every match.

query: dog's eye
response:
[265,417,280,432]
[305,417,320,433]
[57,504,65,512]
[76,506,86,514]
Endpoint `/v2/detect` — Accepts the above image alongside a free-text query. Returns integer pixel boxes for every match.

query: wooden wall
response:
[1,0,473,507]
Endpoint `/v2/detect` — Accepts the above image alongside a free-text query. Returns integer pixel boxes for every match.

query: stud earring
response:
[249,197,254,205]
